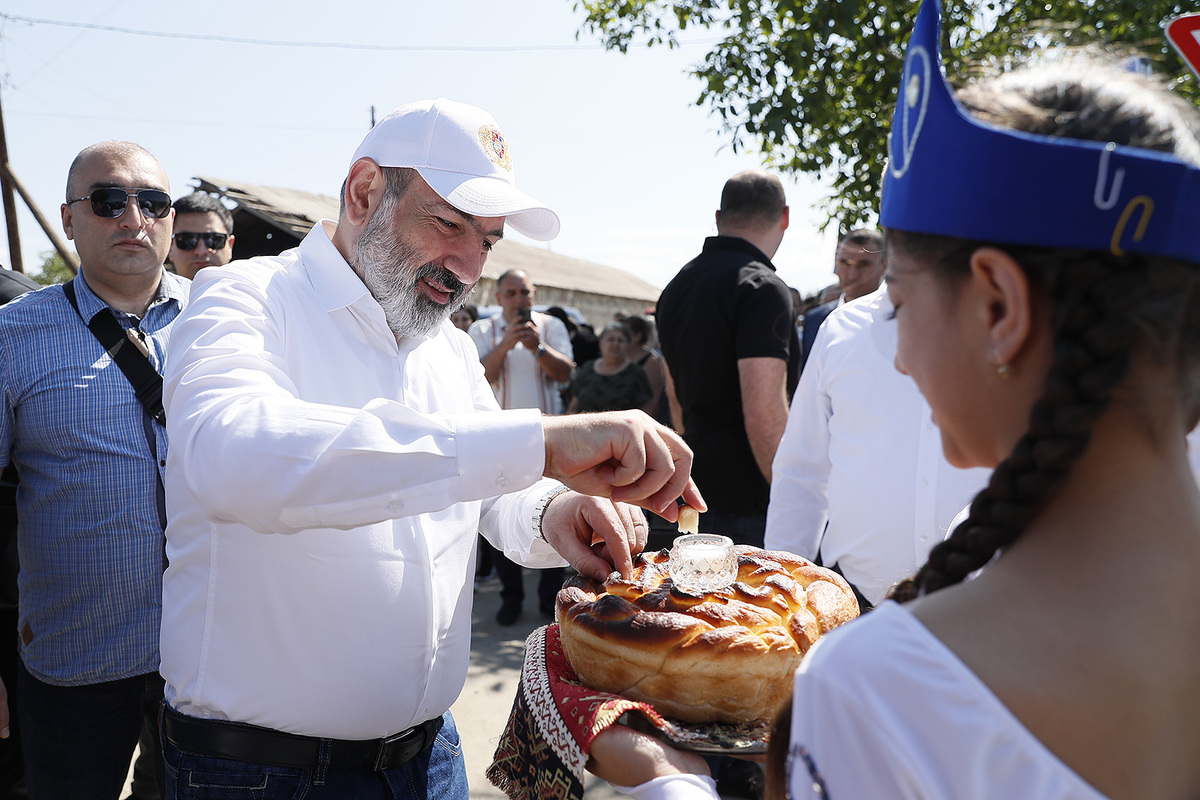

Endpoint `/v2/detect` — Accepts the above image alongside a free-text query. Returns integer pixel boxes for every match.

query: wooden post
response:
[1,164,78,273]
[0,92,22,273]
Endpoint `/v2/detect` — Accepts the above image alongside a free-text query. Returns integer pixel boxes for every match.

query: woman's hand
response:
[587,725,710,787]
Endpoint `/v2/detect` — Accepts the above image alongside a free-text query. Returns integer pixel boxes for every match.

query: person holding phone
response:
[469,269,575,624]
[470,270,572,411]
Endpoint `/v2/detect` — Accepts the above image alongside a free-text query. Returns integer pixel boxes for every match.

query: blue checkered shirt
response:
[0,271,189,685]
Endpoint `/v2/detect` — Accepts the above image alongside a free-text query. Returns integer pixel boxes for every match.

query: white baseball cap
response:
[351,98,560,241]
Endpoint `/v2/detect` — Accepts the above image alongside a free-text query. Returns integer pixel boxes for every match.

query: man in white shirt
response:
[470,269,573,413]
[469,269,574,624]
[158,98,701,800]
[765,286,990,609]
[799,229,884,372]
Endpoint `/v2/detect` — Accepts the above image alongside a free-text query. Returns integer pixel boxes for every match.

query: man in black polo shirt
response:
[657,170,799,551]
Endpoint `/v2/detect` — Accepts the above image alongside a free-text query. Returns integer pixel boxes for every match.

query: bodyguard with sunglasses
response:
[167,192,235,280]
[0,140,188,799]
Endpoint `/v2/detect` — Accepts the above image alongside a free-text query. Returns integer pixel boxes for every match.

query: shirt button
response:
[495,474,510,488]
[159,460,166,467]
[387,501,403,514]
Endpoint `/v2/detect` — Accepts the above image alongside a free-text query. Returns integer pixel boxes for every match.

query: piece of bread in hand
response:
[676,505,699,533]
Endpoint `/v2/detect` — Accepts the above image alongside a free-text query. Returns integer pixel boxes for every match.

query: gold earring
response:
[996,362,1013,379]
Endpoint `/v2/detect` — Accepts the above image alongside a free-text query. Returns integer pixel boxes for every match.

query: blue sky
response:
[0,0,844,294]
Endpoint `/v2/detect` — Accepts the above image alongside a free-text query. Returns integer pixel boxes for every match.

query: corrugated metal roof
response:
[194,175,661,304]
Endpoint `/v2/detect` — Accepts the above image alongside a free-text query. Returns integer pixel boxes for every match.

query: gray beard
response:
[350,203,469,340]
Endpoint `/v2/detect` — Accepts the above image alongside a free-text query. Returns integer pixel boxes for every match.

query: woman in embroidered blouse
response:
[568,322,652,415]
[583,3,1200,798]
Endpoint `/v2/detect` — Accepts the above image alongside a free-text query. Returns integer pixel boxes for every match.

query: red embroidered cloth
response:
[486,624,671,800]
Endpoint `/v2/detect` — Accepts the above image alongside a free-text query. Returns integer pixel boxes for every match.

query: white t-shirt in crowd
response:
[160,220,567,739]
[469,310,572,414]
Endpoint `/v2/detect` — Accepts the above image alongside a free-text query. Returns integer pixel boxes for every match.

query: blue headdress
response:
[879,0,1200,263]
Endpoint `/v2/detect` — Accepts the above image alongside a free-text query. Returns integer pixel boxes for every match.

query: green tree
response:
[575,0,1198,229]
[31,251,76,285]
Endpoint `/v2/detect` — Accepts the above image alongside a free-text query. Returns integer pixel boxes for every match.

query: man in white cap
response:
[157,98,702,799]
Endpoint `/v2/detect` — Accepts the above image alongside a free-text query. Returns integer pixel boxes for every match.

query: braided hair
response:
[888,58,1200,603]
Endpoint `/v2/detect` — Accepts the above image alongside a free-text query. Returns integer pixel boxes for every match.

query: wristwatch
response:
[534,344,546,358]
[533,485,571,541]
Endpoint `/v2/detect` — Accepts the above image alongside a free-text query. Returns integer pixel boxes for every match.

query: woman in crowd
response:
[450,303,478,333]
[586,1,1200,797]
[568,321,652,414]
[624,315,670,424]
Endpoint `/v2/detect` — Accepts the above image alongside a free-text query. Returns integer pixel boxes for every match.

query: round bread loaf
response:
[556,546,859,724]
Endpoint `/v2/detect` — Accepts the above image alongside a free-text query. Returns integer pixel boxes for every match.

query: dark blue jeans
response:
[16,658,164,800]
[162,711,467,800]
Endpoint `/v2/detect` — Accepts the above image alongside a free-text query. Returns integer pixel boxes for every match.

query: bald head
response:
[495,269,535,322]
[59,140,172,312]
[66,140,162,202]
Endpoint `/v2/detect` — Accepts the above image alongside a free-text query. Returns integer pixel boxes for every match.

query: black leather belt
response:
[162,705,443,772]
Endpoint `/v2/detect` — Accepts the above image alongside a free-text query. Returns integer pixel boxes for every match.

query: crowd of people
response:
[0,0,1198,798]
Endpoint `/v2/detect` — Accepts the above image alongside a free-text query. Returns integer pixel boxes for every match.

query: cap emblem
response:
[478,125,512,171]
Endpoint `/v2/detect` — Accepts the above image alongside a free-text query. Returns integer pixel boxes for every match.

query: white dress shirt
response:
[160,221,566,739]
[764,287,990,606]
[469,311,572,414]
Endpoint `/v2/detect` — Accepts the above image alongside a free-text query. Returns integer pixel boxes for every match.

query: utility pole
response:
[0,90,78,274]
[0,91,23,273]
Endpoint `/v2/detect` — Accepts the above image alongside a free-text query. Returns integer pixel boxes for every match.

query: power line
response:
[8,108,354,133]
[0,12,608,52]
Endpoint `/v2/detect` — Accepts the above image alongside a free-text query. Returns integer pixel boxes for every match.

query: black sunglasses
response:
[172,232,231,251]
[67,188,172,220]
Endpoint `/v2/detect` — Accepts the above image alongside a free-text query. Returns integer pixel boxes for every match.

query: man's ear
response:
[342,158,384,228]
[968,246,1034,368]
[61,203,75,241]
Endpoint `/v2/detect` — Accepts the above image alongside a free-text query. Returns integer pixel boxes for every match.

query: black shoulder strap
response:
[63,280,166,425]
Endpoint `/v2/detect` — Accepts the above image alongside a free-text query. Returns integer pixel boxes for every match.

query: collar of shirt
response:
[701,235,777,271]
[303,221,372,314]
[72,268,190,328]
[302,220,448,349]
[303,220,404,353]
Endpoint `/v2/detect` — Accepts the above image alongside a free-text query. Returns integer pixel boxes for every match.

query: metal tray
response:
[617,710,770,755]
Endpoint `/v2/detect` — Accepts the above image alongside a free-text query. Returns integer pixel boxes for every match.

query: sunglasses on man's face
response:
[66,188,172,220]
[172,232,230,251]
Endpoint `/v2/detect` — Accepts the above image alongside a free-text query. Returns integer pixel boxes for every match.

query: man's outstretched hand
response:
[541,411,705,521]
